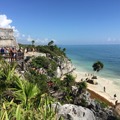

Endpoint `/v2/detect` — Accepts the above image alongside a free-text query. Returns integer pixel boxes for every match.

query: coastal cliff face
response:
[56,57,76,78]
[24,52,75,78]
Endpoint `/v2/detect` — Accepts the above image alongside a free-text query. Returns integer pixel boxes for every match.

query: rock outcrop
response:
[51,90,118,120]
[56,57,76,78]
[114,103,120,119]
[24,51,75,78]
[52,102,96,120]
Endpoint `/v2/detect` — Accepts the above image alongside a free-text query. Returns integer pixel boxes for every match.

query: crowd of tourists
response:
[0,47,23,61]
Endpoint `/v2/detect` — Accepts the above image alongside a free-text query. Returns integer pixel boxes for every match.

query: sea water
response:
[59,44,120,85]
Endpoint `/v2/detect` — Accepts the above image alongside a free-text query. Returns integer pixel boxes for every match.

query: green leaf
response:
[16,105,21,120]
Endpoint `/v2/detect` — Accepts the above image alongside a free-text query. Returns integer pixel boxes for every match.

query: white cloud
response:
[26,37,51,45]
[34,38,57,45]
[0,14,28,44]
[0,14,20,38]
[0,14,57,45]
[0,14,12,28]
[33,38,49,45]
[22,34,25,37]
[107,37,120,44]
[27,35,34,42]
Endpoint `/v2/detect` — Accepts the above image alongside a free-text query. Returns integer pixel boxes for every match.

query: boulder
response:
[87,79,94,84]
[52,102,95,120]
[114,103,120,118]
[87,79,98,85]
[92,76,97,79]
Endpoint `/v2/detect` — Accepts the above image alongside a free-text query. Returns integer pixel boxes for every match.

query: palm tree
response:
[92,61,104,73]
[31,40,35,46]
[48,40,54,46]
[31,40,35,53]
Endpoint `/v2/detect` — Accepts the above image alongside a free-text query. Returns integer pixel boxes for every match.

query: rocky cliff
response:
[56,57,76,78]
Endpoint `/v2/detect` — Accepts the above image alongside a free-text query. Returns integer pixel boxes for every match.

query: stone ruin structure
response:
[0,28,19,49]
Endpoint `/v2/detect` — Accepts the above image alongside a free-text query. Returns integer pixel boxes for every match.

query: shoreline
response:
[87,89,114,107]
[72,70,120,106]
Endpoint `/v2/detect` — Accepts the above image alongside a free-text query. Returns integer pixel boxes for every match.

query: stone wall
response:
[0,28,18,48]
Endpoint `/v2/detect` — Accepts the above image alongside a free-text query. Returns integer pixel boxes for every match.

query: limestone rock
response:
[114,103,120,118]
[0,28,19,49]
[56,66,61,78]
[56,57,76,78]
[52,102,96,120]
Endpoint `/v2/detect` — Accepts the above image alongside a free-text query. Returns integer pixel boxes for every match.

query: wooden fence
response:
[0,52,24,70]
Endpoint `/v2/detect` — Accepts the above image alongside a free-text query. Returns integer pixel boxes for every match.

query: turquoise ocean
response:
[60,45,120,85]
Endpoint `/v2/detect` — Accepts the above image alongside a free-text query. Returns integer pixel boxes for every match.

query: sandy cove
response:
[72,70,120,106]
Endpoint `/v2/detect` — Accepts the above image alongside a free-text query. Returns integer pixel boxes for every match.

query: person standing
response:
[114,94,117,100]
[10,47,16,61]
[103,86,106,92]
[1,47,4,54]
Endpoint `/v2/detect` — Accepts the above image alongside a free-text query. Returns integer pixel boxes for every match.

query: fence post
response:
[21,52,24,71]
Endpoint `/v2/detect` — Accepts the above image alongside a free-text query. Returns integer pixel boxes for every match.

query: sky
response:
[0,0,120,45]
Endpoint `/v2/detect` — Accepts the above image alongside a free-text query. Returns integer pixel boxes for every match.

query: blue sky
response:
[0,0,120,45]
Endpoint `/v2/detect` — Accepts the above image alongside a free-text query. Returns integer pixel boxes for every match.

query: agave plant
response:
[0,99,23,120]
[38,93,56,120]
[13,77,40,109]
[0,55,57,119]
[0,60,17,82]
[63,74,75,87]
[0,60,17,96]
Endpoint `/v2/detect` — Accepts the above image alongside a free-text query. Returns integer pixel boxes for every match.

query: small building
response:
[0,28,19,49]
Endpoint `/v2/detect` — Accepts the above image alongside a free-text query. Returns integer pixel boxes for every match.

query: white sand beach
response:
[72,70,120,105]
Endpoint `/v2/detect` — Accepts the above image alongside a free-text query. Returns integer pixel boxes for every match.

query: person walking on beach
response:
[115,100,118,105]
[103,86,106,92]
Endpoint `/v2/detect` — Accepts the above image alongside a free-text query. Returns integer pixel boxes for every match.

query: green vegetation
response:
[95,99,108,108]
[77,81,87,93]
[0,41,100,119]
[1,42,112,119]
[0,59,56,119]
[30,56,57,76]
[62,74,75,87]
